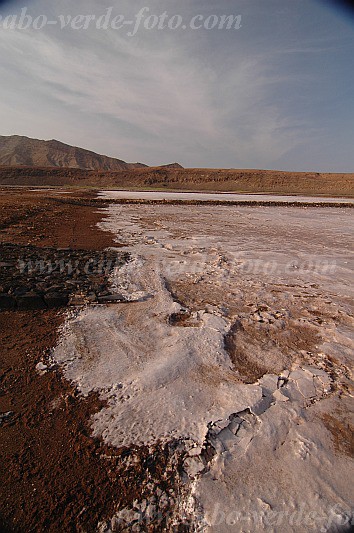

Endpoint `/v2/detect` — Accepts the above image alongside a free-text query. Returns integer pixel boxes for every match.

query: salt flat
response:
[52,201,354,532]
[99,190,352,204]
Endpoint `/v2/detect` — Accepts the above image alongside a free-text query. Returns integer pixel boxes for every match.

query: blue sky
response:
[0,0,353,171]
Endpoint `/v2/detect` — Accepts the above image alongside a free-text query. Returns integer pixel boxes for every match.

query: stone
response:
[16,293,47,310]
[259,374,279,394]
[0,293,15,310]
[116,508,140,525]
[289,369,308,380]
[139,499,147,513]
[36,362,48,373]
[296,377,316,398]
[44,284,63,293]
[13,286,28,296]
[69,294,88,306]
[145,504,157,523]
[0,243,127,312]
[159,492,170,509]
[97,294,125,303]
[0,411,14,425]
[44,293,69,308]
[217,427,239,450]
[184,456,205,477]
[273,389,289,402]
[301,365,328,378]
[281,381,304,402]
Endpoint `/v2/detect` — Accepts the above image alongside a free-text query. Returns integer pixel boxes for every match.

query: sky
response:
[0,0,353,171]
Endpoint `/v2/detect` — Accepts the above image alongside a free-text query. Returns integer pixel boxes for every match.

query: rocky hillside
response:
[0,136,352,196]
[0,135,146,171]
[0,166,353,197]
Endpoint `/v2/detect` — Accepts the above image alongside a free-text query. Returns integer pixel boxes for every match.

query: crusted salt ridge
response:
[52,254,262,446]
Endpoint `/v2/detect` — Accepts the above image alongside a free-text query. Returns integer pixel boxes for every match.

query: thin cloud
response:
[0,0,352,170]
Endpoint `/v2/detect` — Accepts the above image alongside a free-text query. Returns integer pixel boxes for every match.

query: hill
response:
[0,166,353,197]
[0,135,147,171]
[0,136,352,196]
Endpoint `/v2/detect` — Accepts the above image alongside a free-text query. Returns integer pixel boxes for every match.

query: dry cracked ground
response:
[0,188,353,532]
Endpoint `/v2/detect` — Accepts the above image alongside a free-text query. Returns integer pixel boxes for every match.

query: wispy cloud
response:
[0,0,353,170]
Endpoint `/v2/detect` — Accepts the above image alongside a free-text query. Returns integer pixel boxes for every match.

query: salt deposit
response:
[52,202,354,532]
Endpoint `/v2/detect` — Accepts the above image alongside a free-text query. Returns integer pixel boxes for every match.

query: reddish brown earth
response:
[0,188,115,249]
[0,189,184,532]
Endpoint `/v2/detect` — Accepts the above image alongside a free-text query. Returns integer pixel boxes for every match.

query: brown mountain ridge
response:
[0,135,353,197]
[0,135,148,171]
